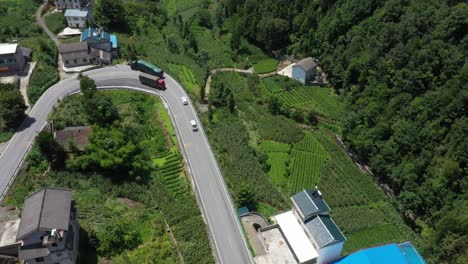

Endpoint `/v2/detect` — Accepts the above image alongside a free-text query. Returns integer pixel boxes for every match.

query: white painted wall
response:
[317,242,344,264]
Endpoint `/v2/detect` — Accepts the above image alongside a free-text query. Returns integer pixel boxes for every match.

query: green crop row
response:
[276,87,342,119]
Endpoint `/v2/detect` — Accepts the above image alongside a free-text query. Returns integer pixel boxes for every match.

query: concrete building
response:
[59,42,93,68]
[255,189,345,264]
[80,27,114,53]
[54,0,90,10]
[16,188,79,264]
[292,57,317,84]
[0,43,26,75]
[59,41,112,68]
[64,9,89,28]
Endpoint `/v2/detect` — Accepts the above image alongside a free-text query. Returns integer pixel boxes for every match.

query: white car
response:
[181,96,188,105]
[190,120,198,131]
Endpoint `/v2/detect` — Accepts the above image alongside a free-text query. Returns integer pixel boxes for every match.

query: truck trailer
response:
[130,60,164,77]
[139,72,166,90]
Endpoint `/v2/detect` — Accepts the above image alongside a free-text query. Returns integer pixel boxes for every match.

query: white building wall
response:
[66,16,87,28]
[317,242,344,264]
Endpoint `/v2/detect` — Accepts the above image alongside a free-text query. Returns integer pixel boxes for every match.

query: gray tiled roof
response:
[292,189,330,220]
[305,215,345,248]
[16,188,72,241]
[18,246,49,260]
[59,42,88,54]
[294,57,317,73]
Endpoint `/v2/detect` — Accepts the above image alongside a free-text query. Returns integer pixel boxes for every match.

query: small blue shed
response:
[292,57,317,84]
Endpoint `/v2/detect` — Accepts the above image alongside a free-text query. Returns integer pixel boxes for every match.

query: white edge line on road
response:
[164,76,254,262]
[0,72,252,263]
[93,85,228,264]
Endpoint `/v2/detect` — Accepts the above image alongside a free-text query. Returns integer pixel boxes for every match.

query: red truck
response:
[139,72,166,90]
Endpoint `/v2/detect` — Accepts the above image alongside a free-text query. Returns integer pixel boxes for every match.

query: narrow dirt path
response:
[36,3,68,80]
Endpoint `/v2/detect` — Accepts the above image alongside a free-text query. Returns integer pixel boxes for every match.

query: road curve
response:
[0,65,252,264]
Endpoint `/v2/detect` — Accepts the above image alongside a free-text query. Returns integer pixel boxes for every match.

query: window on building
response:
[83,58,87,63]
[73,59,78,64]
[56,253,62,257]
[7,58,15,64]
[35,257,44,262]
[65,60,69,64]
[52,242,57,247]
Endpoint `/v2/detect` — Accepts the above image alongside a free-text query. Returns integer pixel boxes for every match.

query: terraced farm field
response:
[342,224,404,254]
[277,87,342,119]
[167,63,200,96]
[262,78,284,93]
[153,151,188,196]
[288,133,330,194]
[260,141,291,190]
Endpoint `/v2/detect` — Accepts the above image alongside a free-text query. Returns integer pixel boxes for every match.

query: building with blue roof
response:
[80,28,118,59]
[333,242,427,264]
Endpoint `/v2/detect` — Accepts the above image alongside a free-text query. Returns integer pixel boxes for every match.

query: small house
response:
[292,57,317,84]
[0,43,27,75]
[16,188,79,264]
[64,9,89,29]
[59,42,93,68]
[80,28,114,53]
[54,126,92,151]
[54,0,90,10]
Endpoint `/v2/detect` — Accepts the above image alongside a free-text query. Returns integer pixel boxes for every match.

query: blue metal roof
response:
[237,207,249,216]
[333,243,427,264]
[110,34,118,49]
[81,27,110,42]
[64,9,88,17]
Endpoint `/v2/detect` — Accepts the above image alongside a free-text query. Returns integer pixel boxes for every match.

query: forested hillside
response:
[222,0,467,263]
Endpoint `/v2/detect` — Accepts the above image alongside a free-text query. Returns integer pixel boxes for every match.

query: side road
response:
[0,66,253,264]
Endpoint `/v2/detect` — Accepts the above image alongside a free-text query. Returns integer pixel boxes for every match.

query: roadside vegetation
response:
[0,82,27,143]
[44,11,66,34]
[5,78,213,263]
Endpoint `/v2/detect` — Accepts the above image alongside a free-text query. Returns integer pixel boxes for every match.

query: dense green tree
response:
[94,0,126,30]
[236,184,255,207]
[66,126,149,181]
[80,76,97,99]
[0,89,26,128]
[36,131,66,170]
[96,218,141,257]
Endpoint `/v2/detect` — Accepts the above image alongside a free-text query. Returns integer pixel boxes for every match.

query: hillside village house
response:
[16,188,79,264]
[255,189,345,264]
[59,28,118,69]
[80,27,118,57]
[59,42,93,68]
[64,9,89,28]
[54,0,91,10]
[0,43,30,75]
[292,57,318,84]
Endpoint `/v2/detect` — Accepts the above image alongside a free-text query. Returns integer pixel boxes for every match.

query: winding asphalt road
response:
[0,66,252,264]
